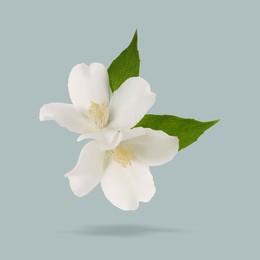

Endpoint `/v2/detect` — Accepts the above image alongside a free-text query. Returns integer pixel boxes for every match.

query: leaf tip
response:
[131,29,138,46]
[211,119,221,126]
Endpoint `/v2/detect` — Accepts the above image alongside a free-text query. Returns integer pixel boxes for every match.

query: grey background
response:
[1,0,259,259]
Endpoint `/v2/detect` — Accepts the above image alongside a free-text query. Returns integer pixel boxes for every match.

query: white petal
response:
[77,129,122,150]
[108,77,156,128]
[39,103,92,133]
[68,63,110,112]
[65,141,106,197]
[101,160,156,211]
[119,127,146,141]
[77,127,146,151]
[124,128,179,166]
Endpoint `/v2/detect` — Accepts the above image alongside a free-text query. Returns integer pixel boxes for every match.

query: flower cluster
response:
[40,63,179,210]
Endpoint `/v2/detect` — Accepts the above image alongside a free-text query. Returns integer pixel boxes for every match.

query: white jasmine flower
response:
[40,63,156,149]
[65,128,179,211]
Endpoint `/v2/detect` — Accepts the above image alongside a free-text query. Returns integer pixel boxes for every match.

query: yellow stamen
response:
[88,102,109,128]
[110,144,135,167]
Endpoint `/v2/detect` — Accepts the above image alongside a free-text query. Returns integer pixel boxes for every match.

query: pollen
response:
[110,144,135,167]
[88,102,109,128]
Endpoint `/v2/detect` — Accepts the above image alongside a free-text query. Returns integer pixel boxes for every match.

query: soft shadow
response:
[63,224,191,237]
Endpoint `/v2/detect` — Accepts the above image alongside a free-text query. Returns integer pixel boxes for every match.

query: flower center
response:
[110,144,135,167]
[87,102,109,128]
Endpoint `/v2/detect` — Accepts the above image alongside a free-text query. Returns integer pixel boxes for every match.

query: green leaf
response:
[108,30,140,92]
[135,114,220,151]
